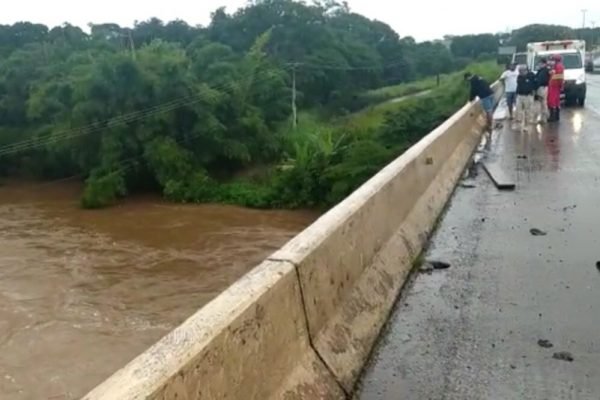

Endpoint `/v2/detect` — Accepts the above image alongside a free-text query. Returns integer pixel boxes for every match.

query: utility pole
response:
[128,30,137,61]
[582,9,587,29]
[291,64,297,130]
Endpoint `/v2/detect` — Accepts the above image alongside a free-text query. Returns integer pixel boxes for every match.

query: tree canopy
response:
[506,24,600,51]
[0,1,509,209]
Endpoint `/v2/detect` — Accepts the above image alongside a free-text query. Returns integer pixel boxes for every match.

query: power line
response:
[0,68,293,193]
[0,93,206,155]
[0,67,290,157]
[0,57,410,158]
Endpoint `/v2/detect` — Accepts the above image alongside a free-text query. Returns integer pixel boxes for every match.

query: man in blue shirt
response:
[465,72,495,132]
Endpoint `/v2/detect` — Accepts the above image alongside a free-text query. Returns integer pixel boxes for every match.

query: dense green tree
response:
[450,34,499,58]
[0,0,503,209]
[510,24,575,50]
[575,27,600,48]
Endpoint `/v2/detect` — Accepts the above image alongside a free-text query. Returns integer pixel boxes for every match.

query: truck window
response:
[513,54,527,65]
[534,53,583,70]
[562,53,582,69]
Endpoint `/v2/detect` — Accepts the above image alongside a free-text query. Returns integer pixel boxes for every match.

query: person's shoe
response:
[547,109,556,122]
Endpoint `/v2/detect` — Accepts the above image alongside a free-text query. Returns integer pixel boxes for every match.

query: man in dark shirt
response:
[535,58,551,122]
[516,66,538,132]
[465,72,495,131]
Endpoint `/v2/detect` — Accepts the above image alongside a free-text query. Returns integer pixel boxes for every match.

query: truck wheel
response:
[579,97,585,107]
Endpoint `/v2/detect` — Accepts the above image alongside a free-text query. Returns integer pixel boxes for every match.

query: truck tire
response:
[579,96,585,107]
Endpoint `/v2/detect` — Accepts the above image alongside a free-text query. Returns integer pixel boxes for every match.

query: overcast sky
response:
[0,0,598,41]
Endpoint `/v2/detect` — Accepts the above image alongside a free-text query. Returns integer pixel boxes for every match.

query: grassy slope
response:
[336,62,501,131]
[309,62,501,136]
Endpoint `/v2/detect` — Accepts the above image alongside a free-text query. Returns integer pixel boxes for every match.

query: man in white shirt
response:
[500,63,518,120]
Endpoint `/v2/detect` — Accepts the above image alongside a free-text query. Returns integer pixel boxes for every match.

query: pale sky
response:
[0,0,598,41]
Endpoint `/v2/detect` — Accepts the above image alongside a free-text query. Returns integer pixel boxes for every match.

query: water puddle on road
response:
[0,183,317,399]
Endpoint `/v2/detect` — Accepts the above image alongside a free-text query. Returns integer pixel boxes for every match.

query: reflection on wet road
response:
[0,185,316,399]
[359,74,600,399]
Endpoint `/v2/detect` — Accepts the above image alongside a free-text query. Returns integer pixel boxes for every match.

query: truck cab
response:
[527,40,586,106]
[511,52,528,70]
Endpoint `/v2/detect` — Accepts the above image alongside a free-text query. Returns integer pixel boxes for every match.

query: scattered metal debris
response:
[530,228,547,236]
[552,352,574,362]
[420,261,451,273]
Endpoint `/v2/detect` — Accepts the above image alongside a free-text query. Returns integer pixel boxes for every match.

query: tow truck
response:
[527,40,586,106]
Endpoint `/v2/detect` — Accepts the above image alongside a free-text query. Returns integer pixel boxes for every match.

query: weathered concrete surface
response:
[269,86,501,392]
[83,260,344,400]
[358,75,600,400]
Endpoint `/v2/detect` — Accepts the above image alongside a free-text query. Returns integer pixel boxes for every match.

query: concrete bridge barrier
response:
[83,260,345,400]
[267,84,501,392]
[84,84,502,400]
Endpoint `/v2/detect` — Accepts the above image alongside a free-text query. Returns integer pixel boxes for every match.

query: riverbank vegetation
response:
[0,1,502,209]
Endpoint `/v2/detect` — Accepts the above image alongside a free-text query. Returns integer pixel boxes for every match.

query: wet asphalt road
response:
[358,74,600,400]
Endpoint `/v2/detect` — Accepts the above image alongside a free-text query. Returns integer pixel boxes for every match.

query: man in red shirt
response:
[547,54,564,122]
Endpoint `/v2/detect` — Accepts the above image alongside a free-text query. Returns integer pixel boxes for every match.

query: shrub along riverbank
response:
[151,62,501,210]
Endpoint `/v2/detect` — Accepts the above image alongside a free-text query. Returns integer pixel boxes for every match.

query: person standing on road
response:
[535,58,551,123]
[547,54,565,122]
[465,72,495,132]
[500,63,518,120]
[515,65,537,133]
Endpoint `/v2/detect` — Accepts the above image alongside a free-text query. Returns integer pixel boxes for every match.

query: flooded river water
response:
[0,183,317,400]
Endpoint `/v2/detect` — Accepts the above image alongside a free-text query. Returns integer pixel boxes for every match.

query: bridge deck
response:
[358,75,600,399]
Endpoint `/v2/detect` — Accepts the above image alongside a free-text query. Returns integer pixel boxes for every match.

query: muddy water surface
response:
[0,183,317,399]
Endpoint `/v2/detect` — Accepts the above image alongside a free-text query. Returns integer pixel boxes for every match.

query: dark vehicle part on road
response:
[552,352,574,362]
[482,161,516,190]
[530,228,547,236]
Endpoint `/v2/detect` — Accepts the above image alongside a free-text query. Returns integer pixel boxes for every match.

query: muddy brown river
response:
[0,183,317,400]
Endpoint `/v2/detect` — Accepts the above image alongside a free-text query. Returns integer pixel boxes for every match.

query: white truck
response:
[511,52,528,70]
[527,40,587,106]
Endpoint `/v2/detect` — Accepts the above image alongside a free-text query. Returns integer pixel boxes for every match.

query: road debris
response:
[552,351,574,362]
[530,228,547,236]
[429,261,451,270]
[420,261,451,273]
[482,161,516,190]
[538,339,554,349]
[460,183,477,189]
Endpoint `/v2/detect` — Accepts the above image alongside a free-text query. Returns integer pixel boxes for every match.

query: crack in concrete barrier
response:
[268,256,350,398]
